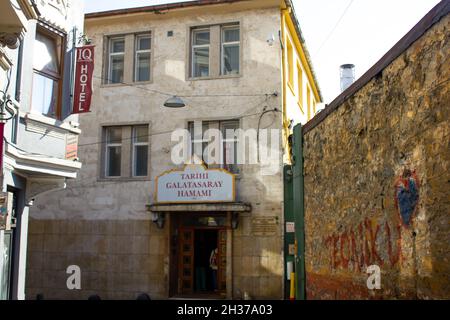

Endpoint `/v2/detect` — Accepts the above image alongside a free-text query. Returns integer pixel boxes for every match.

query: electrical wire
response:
[76,95,272,148]
[93,75,276,98]
[315,0,354,55]
[256,107,282,162]
[1,93,277,170]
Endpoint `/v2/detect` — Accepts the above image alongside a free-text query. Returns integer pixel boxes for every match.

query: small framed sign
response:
[286,222,295,233]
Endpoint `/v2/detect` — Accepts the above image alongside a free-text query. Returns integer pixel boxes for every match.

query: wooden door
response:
[217,229,227,292]
[178,228,194,294]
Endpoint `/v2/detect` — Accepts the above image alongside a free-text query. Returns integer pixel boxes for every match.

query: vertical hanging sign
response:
[72,45,94,114]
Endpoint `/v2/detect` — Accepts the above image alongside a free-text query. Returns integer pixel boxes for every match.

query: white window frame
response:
[220,25,240,76]
[191,28,210,78]
[105,127,122,177]
[134,34,151,82]
[188,120,240,173]
[220,120,239,172]
[132,125,149,177]
[108,37,125,84]
[32,28,63,118]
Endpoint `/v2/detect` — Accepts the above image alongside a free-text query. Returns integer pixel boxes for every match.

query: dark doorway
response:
[194,229,218,293]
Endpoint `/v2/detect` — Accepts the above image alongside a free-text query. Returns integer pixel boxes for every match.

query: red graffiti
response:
[340,231,349,269]
[365,219,383,266]
[324,218,402,272]
[385,221,402,265]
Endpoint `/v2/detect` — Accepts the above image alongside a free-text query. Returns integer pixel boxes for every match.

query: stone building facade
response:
[302,2,449,299]
[25,0,321,299]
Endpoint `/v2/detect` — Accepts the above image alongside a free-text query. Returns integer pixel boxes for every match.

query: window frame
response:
[108,36,125,84]
[131,125,149,177]
[220,25,240,76]
[306,85,312,121]
[187,21,241,80]
[220,120,240,173]
[105,126,123,178]
[286,38,294,91]
[187,119,240,174]
[191,27,211,78]
[297,61,304,112]
[31,24,65,119]
[134,33,152,82]
[99,123,151,181]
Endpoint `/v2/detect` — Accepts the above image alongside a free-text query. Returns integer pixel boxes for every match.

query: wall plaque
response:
[252,216,278,236]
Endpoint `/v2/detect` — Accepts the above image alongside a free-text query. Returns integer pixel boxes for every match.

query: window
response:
[108,37,125,84]
[287,39,294,88]
[132,125,149,176]
[32,29,63,118]
[188,120,240,174]
[102,125,149,179]
[297,62,303,111]
[190,23,240,78]
[105,127,122,177]
[191,28,210,78]
[221,25,240,75]
[221,120,239,173]
[135,34,151,82]
[307,86,311,120]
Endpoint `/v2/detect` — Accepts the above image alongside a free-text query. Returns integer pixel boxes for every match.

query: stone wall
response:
[26,220,167,299]
[303,14,449,299]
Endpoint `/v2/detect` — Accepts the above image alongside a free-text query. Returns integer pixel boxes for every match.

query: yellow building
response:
[280,2,322,164]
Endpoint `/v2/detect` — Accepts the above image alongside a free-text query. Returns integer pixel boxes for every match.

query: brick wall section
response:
[303,13,449,299]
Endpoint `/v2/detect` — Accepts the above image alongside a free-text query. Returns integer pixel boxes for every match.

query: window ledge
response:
[187,74,242,81]
[22,112,81,134]
[99,82,131,88]
[97,176,152,183]
[100,80,153,88]
[133,80,153,85]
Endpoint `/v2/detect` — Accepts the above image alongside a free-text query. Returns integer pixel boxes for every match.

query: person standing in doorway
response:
[209,248,218,291]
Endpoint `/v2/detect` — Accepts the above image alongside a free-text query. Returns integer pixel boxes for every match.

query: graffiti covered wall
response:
[302,10,449,299]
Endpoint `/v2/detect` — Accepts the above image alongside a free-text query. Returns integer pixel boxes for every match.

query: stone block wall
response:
[303,14,449,299]
[26,219,168,300]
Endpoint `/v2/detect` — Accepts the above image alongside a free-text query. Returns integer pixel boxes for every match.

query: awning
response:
[147,202,251,213]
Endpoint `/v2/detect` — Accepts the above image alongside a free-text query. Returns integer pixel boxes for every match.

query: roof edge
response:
[85,0,250,19]
[302,0,450,135]
[284,0,323,102]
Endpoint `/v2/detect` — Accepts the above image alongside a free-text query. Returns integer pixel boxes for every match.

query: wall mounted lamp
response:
[231,212,239,230]
[151,212,165,229]
[163,96,185,108]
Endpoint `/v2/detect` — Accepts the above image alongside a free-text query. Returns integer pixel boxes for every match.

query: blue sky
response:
[84,0,441,104]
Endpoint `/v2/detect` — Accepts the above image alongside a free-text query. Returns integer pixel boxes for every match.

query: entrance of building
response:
[194,229,217,293]
[171,214,227,297]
